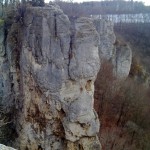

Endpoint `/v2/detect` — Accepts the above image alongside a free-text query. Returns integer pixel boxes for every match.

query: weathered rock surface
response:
[0,20,16,146]
[0,23,11,108]
[0,5,101,150]
[93,19,132,79]
[0,4,132,150]
[93,19,116,60]
[112,42,132,78]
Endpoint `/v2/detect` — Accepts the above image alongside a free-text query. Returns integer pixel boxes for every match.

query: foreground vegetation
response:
[56,0,150,17]
[94,60,150,150]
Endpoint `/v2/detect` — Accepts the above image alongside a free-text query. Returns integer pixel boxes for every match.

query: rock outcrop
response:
[112,42,132,78]
[93,19,116,60]
[93,19,132,79]
[0,5,101,150]
[0,19,16,146]
[0,4,132,150]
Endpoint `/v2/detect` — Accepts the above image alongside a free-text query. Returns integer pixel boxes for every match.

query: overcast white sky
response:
[135,0,150,6]
[45,0,150,6]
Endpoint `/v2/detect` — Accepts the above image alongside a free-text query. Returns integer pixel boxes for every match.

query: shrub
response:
[94,60,150,150]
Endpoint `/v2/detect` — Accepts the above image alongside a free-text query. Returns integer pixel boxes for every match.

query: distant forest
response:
[55,0,150,17]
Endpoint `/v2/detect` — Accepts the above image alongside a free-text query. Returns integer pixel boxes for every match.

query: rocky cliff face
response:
[0,4,132,150]
[0,19,17,146]
[93,19,132,79]
[1,5,101,150]
[112,42,132,78]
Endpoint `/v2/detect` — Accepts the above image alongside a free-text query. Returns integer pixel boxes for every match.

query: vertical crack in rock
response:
[68,17,76,79]
[54,14,57,38]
